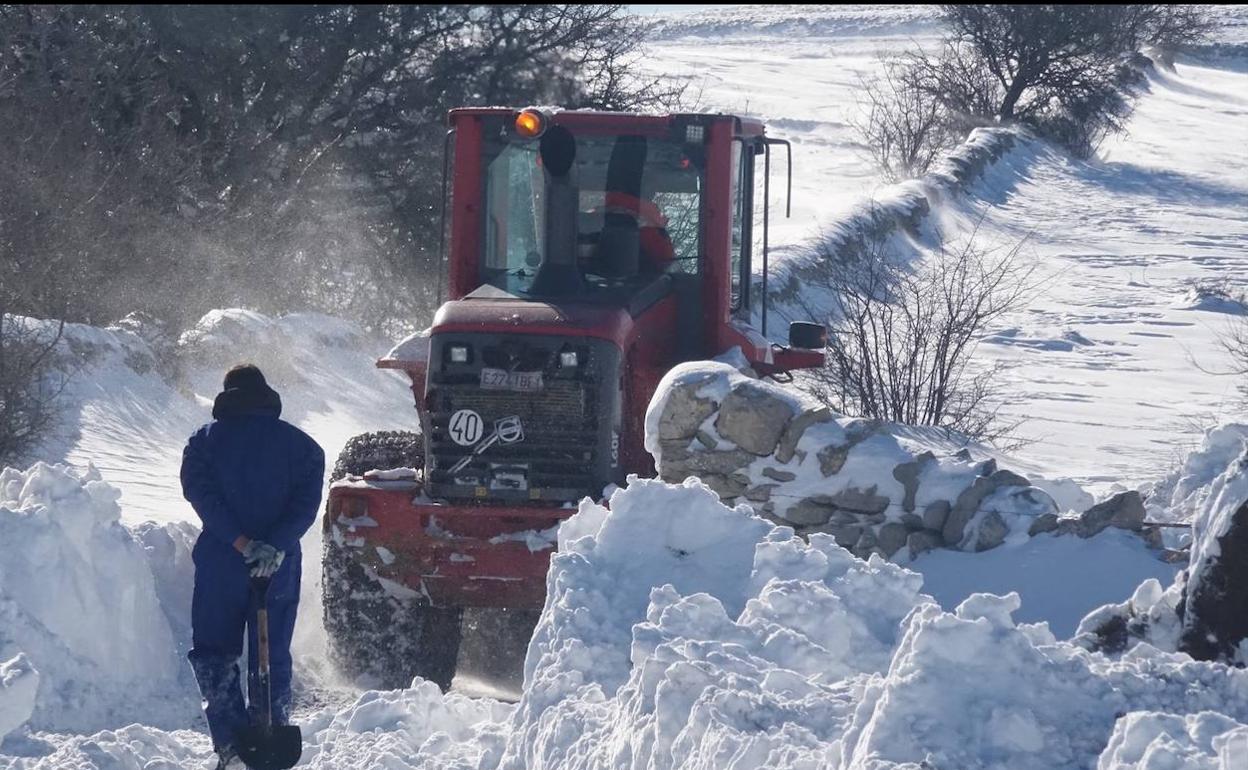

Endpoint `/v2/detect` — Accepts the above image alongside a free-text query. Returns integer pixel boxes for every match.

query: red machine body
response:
[325,107,823,612]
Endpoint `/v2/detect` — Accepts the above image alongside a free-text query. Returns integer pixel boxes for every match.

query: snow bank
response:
[0,463,197,734]
[500,477,1248,770]
[5,475,1247,768]
[1150,424,1248,524]
[843,595,1248,770]
[1099,711,1248,770]
[502,476,923,770]
[0,655,38,744]
[29,307,413,692]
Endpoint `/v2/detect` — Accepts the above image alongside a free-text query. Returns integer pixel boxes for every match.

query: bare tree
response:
[855,5,1217,176]
[0,5,683,338]
[921,5,1214,156]
[800,226,1036,444]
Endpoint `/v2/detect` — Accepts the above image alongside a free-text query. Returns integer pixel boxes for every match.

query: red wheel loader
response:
[322,107,826,690]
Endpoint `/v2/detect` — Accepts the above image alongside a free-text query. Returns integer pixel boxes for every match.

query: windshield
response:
[482,133,702,298]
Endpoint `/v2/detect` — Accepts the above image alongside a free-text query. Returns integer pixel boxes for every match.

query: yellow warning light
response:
[514,109,546,138]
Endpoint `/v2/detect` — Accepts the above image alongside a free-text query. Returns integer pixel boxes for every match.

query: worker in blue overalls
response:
[181,364,324,769]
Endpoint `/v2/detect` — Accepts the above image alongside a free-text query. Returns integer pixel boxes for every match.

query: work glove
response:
[241,540,285,578]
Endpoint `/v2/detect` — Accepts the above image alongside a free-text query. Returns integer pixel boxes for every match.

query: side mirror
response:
[789,321,826,350]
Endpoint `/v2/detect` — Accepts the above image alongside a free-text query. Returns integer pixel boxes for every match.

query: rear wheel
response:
[330,430,424,481]
[322,537,463,691]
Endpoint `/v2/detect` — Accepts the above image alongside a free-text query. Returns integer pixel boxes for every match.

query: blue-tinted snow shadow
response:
[911,529,1181,638]
[1078,160,1246,209]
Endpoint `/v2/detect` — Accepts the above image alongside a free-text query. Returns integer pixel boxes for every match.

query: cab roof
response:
[448,107,767,138]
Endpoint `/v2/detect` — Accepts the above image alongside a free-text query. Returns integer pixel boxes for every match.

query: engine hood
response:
[431,292,635,350]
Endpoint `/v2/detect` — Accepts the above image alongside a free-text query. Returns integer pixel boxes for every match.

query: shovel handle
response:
[251,576,273,729]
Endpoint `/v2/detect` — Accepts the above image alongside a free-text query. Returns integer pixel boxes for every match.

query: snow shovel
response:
[236,576,302,770]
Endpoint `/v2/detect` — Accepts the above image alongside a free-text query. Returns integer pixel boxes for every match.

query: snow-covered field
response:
[4,4,1248,769]
[644,4,1248,495]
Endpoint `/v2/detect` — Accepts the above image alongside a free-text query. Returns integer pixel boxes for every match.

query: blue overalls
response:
[180,390,324,753]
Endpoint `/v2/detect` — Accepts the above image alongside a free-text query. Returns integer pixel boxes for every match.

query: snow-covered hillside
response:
[644,4,1248,495]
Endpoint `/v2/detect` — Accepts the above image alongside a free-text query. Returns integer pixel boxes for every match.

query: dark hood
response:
[212,384,282,420]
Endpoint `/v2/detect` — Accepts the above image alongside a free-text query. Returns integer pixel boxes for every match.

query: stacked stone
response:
[653,364,1159,562]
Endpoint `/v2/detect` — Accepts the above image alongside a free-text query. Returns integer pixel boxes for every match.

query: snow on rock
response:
[0,655,38,744]
[644,361,1128,562]
[1076,425,1248,662]
[0,463,197,734]
[1177,436,1248,662]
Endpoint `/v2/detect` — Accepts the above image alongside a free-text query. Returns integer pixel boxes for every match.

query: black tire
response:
[330,430,424,482]
[323,537,463,691]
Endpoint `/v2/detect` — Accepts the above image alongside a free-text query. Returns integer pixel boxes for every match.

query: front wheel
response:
[330,430,423,482]
[322,538,462,691]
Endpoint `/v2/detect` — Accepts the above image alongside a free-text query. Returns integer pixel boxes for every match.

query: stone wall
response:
[647,360,1155,562]
[769,127,1023,309]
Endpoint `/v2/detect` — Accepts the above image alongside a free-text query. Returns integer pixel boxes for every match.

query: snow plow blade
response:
[324,479,569,608]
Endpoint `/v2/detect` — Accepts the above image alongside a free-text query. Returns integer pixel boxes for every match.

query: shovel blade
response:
[235,724,302,770]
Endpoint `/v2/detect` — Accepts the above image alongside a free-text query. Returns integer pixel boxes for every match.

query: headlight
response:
[450,345,469,363]
[560,351,578,368]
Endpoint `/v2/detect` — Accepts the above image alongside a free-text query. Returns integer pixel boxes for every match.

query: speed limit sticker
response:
[448,409,485,446]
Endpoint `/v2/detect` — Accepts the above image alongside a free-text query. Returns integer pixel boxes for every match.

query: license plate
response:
[480,368,543,391]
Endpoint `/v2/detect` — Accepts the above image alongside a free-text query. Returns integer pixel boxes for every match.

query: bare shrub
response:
[1216,315,1248,405]
[853,57,960,181]
[857,5,1216,174]
[0,315,65,467]
[799,227,1036,445]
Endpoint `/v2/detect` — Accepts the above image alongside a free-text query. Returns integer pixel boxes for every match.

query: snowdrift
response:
[0,463,198,735]
[766,127,1024,325]
[2,472,1245,767]
[507,478,1248,770]
[32,308,412,525]
[22,308,413,691]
